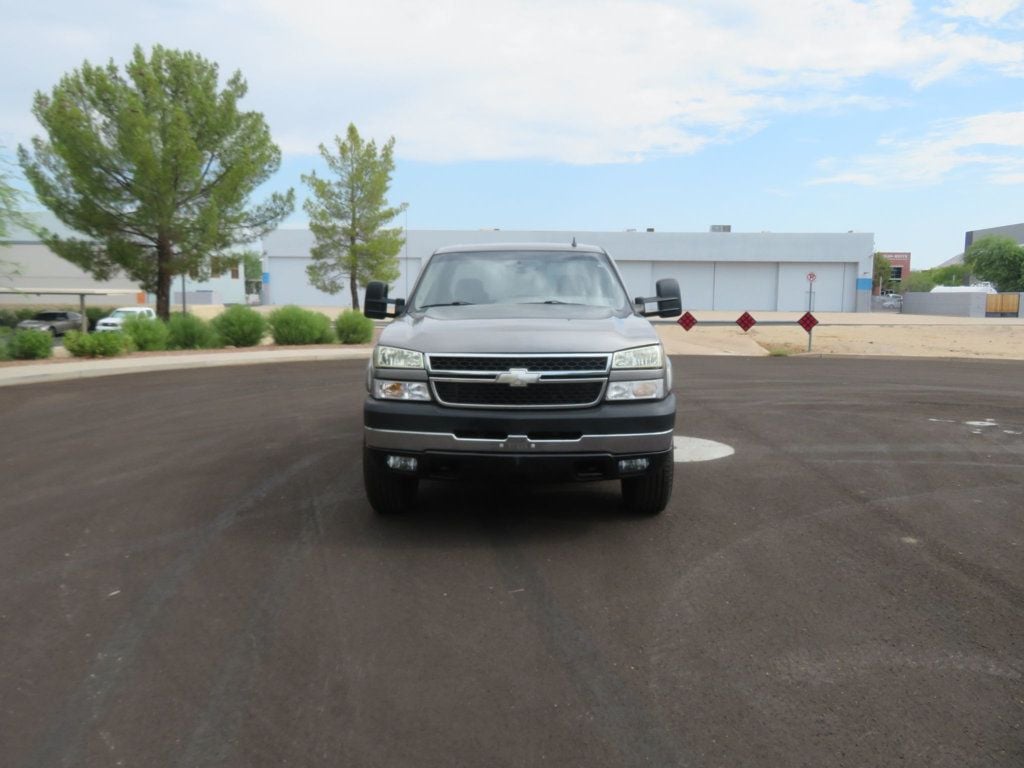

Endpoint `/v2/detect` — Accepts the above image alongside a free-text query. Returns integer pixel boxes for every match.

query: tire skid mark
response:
[23,452,327,768]
[692,387,1024,607]
[175,491,327,768]
[483,518,692,768]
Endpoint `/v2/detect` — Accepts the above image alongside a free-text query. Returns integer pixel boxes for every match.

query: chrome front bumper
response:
[364,426,675,455]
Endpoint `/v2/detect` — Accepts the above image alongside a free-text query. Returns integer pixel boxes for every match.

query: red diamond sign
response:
[678,311,697,331]
[798,312,819,333]
[735,312,756,332]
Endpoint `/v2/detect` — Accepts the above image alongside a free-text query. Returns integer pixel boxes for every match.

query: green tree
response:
[899,270,937,293]
[1,149,28,280]
[18,45,294,319]
[873,252,893,293]
[963,236,1024,292]
[929,263,971,287]
[302,124,405,310]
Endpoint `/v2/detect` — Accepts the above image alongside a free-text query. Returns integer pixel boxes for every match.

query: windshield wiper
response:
[524,300,582,305]
[418,301,475,309]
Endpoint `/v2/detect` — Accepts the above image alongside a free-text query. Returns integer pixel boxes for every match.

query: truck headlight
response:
[374,346,424,369]
[612,344,663,369]
[373,379,431,401]
[606,379,665,401]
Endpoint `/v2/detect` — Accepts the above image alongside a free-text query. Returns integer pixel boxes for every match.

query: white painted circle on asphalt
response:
[673,436,735,463]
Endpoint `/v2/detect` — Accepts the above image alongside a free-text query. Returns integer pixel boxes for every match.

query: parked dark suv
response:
[362,242,681,515]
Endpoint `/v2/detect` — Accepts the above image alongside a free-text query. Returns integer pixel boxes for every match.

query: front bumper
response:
[364,394,676,481]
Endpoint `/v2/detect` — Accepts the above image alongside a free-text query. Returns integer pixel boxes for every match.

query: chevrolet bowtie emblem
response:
[495,368,541,387]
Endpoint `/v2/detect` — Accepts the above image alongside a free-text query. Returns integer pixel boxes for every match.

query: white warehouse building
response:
[262,228,876,313]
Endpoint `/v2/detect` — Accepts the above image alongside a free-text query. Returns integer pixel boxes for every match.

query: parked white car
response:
[95,306,157,332]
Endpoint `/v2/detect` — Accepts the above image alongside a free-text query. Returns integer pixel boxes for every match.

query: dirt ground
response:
[656,312,1024,359]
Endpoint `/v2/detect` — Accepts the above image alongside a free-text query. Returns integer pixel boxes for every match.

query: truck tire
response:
[363,445,418,514]
[621,452,673,515]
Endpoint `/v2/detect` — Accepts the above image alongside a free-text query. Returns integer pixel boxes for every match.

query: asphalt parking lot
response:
[1,356,1022,767]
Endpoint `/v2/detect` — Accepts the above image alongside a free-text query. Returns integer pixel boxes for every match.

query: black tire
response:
[621,451,674,515]
[363,445,418,514]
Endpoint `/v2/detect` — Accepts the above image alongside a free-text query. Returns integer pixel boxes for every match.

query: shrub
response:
[64,330,130,357]
[167,313,221,350]
[0,308,19,329]
[92,331,131,357]
[0,327,12,360]
[85,307,109,330]
[62,330,92,357]
[9,329,54,360]
[123,316,169,351]
[267,306,334,345]
[335,310,374,344]
[212,305,266,347]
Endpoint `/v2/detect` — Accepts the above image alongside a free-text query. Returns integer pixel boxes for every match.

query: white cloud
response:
[811,110,1024,185]
[2,1,1023,163]
[936,0,1023,23]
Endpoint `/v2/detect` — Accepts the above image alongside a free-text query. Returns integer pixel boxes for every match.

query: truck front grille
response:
[433,380,605,408]
[428,355,609,374]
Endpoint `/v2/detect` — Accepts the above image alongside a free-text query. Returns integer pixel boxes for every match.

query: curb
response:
[0,347,372,388]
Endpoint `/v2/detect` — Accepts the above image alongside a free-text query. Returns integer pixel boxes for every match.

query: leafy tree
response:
[873,252,893,293]
[899,270,937,293]
[929,263,971,287]
[302,124,405,310]
[964,236,1024,292]
[18,45,294,319]
[241,251,262,283]
[0,149,28,280]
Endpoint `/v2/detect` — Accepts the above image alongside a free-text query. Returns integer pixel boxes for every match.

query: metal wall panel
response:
[713,262,779,311]
[776,263,853,312]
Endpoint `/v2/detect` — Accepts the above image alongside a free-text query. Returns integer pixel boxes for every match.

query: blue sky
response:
[2,0,1023,268]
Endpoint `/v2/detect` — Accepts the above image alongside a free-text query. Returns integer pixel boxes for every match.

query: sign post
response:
[805,273,817,351]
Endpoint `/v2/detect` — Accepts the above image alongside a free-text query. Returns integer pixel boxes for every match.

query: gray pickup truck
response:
[362,242,681,515]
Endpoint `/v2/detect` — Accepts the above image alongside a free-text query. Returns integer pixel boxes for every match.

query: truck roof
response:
[433,242,606,255]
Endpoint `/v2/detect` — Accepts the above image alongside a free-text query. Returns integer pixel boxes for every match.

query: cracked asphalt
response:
[1,357,1022,767]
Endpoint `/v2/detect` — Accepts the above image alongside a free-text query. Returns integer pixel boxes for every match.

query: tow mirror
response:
[635,278,682,318]
[364,281,405,319]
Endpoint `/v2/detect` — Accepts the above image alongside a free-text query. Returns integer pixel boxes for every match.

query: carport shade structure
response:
[0,288,143,332]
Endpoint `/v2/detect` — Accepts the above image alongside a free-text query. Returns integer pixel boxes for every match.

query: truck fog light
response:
[618,458,650,473]
[386,455,418,472]
[373,379,431,401]
[606,380,664,401]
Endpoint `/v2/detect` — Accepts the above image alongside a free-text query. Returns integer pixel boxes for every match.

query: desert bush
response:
[64,330,130,357]
[267,306,334,345]
[167,313,221,349]
[0,327,12,360]
[62,330,92,357]
[335,310,374,344]
[92,331,131,356]
[9,328,54,360]
[212,305,266,347]
[85,307,109,330]
[123,316,169,351]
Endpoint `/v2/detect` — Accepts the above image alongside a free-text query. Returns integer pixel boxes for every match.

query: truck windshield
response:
[411,251,630,311]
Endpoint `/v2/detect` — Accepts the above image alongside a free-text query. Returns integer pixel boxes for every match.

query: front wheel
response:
[621,452,674,515]
[363,445,418,514]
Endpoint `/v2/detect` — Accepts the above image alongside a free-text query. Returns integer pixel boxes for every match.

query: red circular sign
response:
[807,272,817,282]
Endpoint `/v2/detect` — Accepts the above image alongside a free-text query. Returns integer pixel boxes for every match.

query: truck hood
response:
[378,304,659,354]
